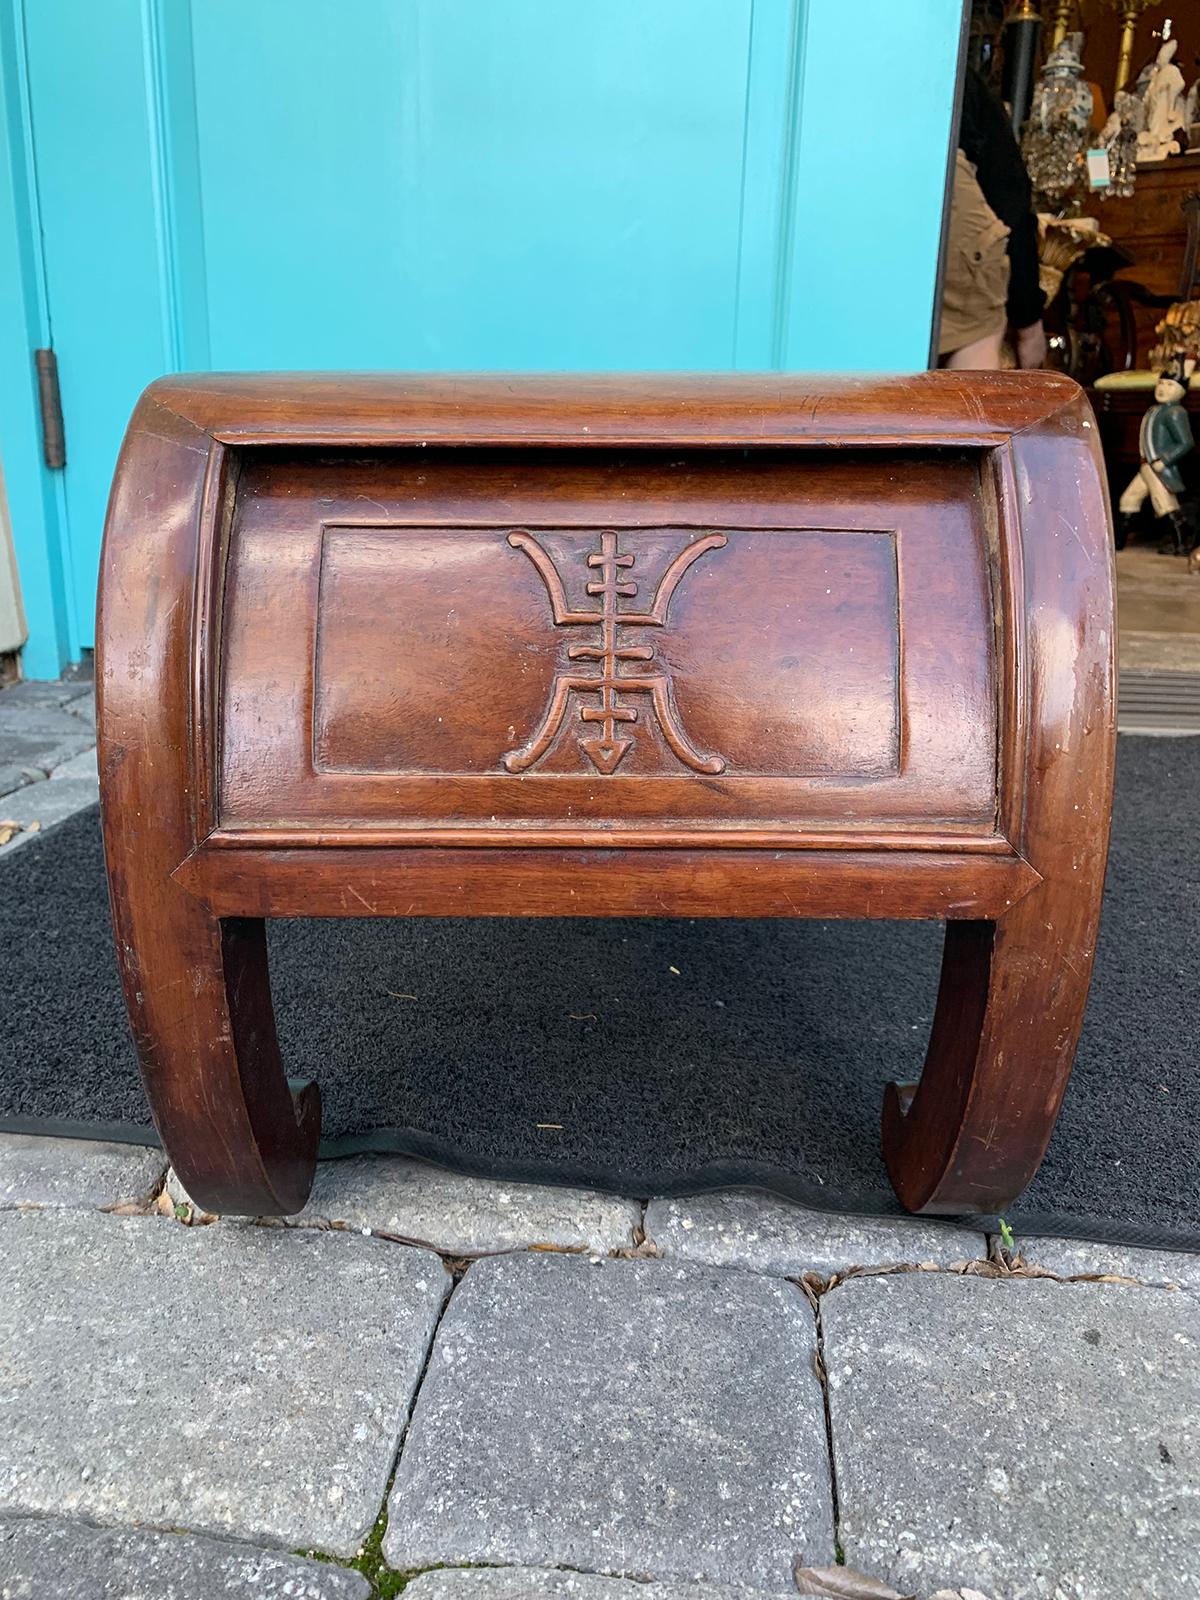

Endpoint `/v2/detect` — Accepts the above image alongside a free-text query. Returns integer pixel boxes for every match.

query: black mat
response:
[2,736,1198,1249]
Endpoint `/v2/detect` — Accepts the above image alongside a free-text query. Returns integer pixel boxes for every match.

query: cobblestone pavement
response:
[0,1135,1196,1600]
[2,684,1198,1598]
[0,677,98,854]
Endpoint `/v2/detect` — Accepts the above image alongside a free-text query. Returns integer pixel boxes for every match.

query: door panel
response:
[14,0,963,663]
[192,0,757,370]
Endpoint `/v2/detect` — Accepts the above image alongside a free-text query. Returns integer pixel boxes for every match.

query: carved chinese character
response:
[504,528,727,775]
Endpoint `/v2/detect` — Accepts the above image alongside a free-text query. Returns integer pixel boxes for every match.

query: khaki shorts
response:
[938,150,1011,357]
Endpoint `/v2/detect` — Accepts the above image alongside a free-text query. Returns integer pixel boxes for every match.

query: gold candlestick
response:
[1045,0,1075,52]
[1102,0,1161,95]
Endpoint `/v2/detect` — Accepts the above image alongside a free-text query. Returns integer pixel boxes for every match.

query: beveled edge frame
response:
[147,367,1084,449]
[104,371,1111,926]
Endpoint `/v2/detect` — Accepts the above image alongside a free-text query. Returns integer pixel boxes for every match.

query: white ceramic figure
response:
[1138,40,1186,163]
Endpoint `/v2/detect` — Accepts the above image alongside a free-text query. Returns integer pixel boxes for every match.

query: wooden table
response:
[97,373,1116,1217]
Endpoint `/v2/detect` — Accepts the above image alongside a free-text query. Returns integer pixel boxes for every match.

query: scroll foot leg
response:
[882,907,1094,1216]
[115,899,319,1216]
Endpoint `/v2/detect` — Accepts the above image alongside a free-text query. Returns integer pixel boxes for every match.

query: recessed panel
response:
[314,525,898,780]
[217,447,999,838]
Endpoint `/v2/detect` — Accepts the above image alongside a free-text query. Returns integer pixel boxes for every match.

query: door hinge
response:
[34,348,66,469]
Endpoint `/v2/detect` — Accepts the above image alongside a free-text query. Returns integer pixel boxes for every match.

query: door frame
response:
[0,0,76,678]
[1,0,207,677]
[928,0,972,366]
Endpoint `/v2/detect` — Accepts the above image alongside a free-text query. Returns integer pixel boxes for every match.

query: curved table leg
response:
[97,397,320,1217]
[108,885,320,1216]
[883,395,1116,1215]
[882,890,1098,1215]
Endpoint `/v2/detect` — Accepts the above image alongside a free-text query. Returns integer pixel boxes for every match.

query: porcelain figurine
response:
[1137,40,1186,163]
[1022,33,1093,206]
[1118,354,1196,553]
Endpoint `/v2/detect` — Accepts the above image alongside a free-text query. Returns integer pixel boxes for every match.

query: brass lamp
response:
[1101,0,1163,95]
[1046,2,1077,51]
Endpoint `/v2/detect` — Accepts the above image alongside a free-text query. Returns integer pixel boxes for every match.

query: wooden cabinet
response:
[1103,153,1200,299]
[1089,154,1200,371]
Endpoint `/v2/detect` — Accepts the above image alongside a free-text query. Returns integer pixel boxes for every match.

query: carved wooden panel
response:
[313,524,899,780]
[218,447,997,839]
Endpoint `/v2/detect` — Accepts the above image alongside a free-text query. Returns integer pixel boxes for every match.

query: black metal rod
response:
[1003,15,1041,136]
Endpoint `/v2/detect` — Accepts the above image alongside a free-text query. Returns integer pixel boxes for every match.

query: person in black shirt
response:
[943,67,1047,369]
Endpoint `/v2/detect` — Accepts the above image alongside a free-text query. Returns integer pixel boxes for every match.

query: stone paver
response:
[62,688,95,728]
[0,731,93,797]
[0,774,99,853]
[49,744,98,781]
[406,1570,791,1599]
[645,1191,987,1277]
[0,1515,370,1599]
[295,1154,642,1255]
[386,1252,833,1588]
[1016,1234,1200,1292]
[0,1132,165,1210]
[0,680,75,709]
[822,1272,1200,1600]
[0,700,89,739]
[0,679,89,713]
[0,763,36,800]
[0,1209,448,1557]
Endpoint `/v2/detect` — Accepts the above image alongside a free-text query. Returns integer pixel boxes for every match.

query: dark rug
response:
[2,736,1198,1249]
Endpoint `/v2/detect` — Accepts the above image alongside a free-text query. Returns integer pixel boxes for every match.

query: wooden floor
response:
[1118,544,1200,674]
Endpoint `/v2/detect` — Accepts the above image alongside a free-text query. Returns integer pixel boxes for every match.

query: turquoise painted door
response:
[2,0,964,676]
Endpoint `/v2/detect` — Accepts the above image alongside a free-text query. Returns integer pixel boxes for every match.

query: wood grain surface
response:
[97,372,1115,1217]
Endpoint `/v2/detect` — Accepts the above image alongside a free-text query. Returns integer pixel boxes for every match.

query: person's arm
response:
[959,70,1046,353]
[1006,211,1047,333]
